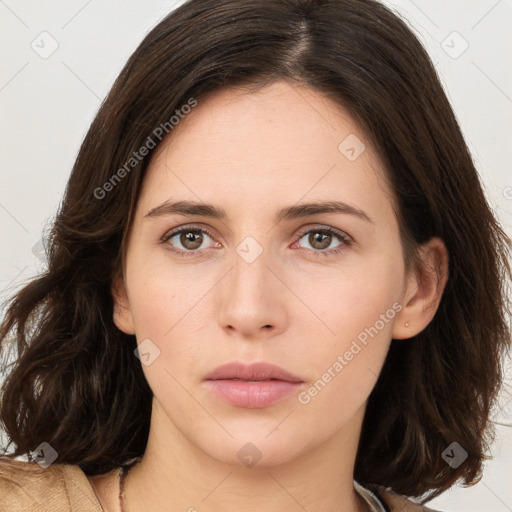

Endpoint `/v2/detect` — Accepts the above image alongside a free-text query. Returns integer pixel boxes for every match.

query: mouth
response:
[204,361,304,409]
[205,361,303,382]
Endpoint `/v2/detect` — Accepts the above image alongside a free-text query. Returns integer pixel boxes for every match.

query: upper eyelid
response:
[295,225,351,239]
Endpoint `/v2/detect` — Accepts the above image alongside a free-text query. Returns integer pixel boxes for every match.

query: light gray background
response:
[1,1,511,510]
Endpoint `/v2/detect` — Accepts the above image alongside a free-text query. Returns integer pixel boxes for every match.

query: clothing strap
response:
[354,480,389,512]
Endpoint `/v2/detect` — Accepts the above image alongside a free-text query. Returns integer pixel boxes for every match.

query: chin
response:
[192,426,314,470]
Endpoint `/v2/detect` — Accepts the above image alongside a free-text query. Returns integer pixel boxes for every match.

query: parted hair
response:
[1,0,510,503]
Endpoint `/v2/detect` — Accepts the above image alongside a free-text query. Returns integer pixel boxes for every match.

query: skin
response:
[90,79,448,512]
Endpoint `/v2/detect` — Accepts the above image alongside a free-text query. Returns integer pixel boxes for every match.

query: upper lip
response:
[205,361,303,382]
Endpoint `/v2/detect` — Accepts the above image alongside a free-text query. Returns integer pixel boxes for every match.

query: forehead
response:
[139,80,396,226]
[154,80,370,163]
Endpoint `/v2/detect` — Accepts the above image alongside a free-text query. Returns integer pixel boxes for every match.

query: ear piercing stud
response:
[405,322,409,327]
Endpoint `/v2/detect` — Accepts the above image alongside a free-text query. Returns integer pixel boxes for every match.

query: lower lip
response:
[205,379,303,408]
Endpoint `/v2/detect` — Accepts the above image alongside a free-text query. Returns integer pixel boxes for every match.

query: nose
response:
[217,242,288,340]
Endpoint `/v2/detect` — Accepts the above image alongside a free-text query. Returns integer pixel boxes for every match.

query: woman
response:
[0,0,510,511]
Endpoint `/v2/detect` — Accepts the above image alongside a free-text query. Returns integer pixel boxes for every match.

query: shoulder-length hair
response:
[1,0,510,501]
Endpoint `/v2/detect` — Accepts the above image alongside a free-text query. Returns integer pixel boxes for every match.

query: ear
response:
[111,272,136,335]
[392,237,449,340]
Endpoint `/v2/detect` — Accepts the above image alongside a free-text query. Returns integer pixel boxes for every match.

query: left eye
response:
[295,227,351,253]
[162,227,217,253]
[162,225,352,257]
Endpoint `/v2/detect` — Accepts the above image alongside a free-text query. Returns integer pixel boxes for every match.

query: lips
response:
[205,361,303,383]
[204,361,304,409]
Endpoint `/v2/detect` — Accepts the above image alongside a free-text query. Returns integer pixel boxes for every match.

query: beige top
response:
[0,456,441,512]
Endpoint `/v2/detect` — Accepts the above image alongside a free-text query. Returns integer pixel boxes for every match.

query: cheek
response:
[126,249,211,337]
[124,256,218,382]
[296,255,402,344]
[125,270,208,406]
[294,294,395,426]
[293,257,402,407]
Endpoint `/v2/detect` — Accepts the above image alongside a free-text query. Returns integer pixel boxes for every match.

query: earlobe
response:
[111,274,136,335]
[392,237,449,340]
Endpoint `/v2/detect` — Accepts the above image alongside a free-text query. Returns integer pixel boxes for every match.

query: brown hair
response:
[1,0,510,502]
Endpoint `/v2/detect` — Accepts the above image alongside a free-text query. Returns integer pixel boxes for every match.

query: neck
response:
[123,399,368,512]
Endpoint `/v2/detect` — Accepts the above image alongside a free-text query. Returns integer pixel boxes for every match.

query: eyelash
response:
[160,224,353,258]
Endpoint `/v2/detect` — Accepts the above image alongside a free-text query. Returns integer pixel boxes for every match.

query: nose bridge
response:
[230,232,271,301]
[219,230,285,335]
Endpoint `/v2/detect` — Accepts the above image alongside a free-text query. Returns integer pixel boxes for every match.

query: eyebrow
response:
[144,199,374,224]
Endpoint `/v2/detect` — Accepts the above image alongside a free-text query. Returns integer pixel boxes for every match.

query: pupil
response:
[182,231,202,250]
[311,232,330,250]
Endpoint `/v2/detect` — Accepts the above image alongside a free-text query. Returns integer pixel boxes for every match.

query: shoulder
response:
[373,485,445,512]
[0,456,102,512]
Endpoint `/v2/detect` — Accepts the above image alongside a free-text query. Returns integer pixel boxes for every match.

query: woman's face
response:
[114,79,415,467]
